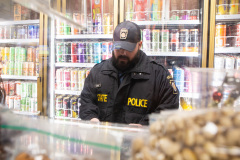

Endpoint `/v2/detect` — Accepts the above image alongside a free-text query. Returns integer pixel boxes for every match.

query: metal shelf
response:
[216,14,240,21]
[180,92,200,99]
[55,90,81,95]
[146,52,199,57]
[13,111,40,116]
[1,75,38,80]
[55,63,95,68]
[215,47,240,54]
[0,39,39,44]
[55,34,113,39]
[0,20,39,26]
[134,20,200,25]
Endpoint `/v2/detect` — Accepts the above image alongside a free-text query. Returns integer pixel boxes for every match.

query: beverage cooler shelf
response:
[55,34,113,40]
[134,20,201,26]
[215,47,240,54]
[1,75,39,80]
[55,63,95,68]
[0,20,40,25]
[180,92,200,99]
[216,14,240,21]
[0,39,39,44]
[146,52,199,57]
[13,110,40,116]
[55,90,81,95]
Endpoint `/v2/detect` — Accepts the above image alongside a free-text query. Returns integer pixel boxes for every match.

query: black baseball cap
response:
[113,21,141,52]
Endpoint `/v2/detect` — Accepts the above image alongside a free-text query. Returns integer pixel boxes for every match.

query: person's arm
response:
[139,69,179,125]
[80,69,100,121]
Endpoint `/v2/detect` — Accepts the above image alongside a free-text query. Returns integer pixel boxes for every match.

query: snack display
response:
[132,108,240,160]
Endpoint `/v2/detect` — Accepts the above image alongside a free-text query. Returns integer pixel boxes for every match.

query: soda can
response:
[179,29,190,52]
[0,47,4,61]
[15,47,20,62]
[14,96,21,110]
[63,69,71,90]
[95,13,102,34]
[103,13,111,34]
[102,42,110,60]
[63,42,71,62]
[35,62,39,76]
[56,68,63,90]
[17,62,23,76]
[235,57,240,69]
[35,47,39,62]
[21,83,28,98]
[93,42,102,63]
[26,97,30,111]
[28,25,34,39]
[190,29,199,52]
[63,97,70,109]
[32,48,36,62]
[22,25,28,39]
[17,25,23,39]
[9,81,15,96]
[152,29,160,52]
[27,47,33,62]
[56,96,63,109]
[9,96,14,109]
[142,29,151,51]
[2,63,8,75]
[4,26,10,39]
[9,47,15,61]
[32,25,37,39]
[8,62,14,75]
[215,23,226,48]
[78,43,86,63]
[15,81,22,96]
[20,48,27,62]
[27,83,32,97]
[71,69,78,90]
[170,29,179,52]
[23,62,29,76]
[71,43,78,63]
[86,42,93,63]
[3,81,9,95]
[173,67,185,92]
[4,47,10,61]
[20,97,26,111]
[161,30,169,52]
[56,43,64,62]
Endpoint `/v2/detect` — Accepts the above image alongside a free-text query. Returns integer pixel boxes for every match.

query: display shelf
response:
[55,63,95,68]
[0,39,39,44]
[55,90,81,95]
[216,14,240,21]
[145,52,199,57]
[215,47,240,54]
[1,75,38,80]
[55,116,80,120]
[55,34,113,39]
[134,20,200,26]
[180,92,200,99]
[0,20,39,26]
[13,111,40,116]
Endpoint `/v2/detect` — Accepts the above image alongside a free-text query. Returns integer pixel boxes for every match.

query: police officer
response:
[80,21,179,125]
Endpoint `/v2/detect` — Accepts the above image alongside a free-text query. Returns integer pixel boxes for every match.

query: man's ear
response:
[138,41,143,49]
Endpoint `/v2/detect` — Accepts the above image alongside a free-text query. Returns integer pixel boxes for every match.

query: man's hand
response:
[90,118,100,122]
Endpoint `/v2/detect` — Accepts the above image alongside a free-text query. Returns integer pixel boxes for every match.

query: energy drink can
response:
[17,62,23,75]
[56,43,64,62]
[78,42,86,63]
[179,29,190,52]
[9,47,15,61]
[215,23,226,48]
[93,42,102,63]
[63,69,71,90]
[190,29,199,52]
[71,43,78,63]
[71,69,78,91]
[35,63,39,76]
[77,97,81,118]
[17,25,23,39]
[4,47,9,61]
[71,97,77,118]
[161,30,169,52]
[14,62,18,75]
[20,48,27,62]
[86,42,93,63]
[8,62,14,75]
[78,69,86,91]
[15,47,20,62]
[22,25,28,39]
[152,29,160,52]
[95,13,102,34]
[10,26,17,39]
[4,26,10,39]
[27,83,32,97]
[28,25,34,39]
[63,42,71,62]
[103,13,111,34]
[26,97,30,111]
[102,42,109,60]
[142,29,151,51]
[35,47,39,62]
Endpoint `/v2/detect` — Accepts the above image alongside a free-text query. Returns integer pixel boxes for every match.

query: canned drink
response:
[14,62,18,75]
[63,43,71,62]
[102,42,110,60]
[14,96,21,110]
[225,57,235,69]
[20,48,27,62]
[71,43,78,63]
[28,62,35,76]
[229,0,239,14]
[63,69,71,90]
[103,13,111,34]
[35,62,39,76]
[71,69,78,91]
[226,24,236,47]
[23,62,29,76]
[10,26,17,39]
[4,82,9,95]
[27,83,32,97]
[4,47,10,61]
[63,97,70,109]
[32,48,36,62]
[79,43,87,63]
[77,97,81,118]
[27,48,33,62]
[56,43,64,62]
[173,67,185,92]
[87,14,93,34]
[17,25,23,39]
[152,30,160,52]
[15,81,22,96]
[22,25,28,39]
[142,29,151,51]
[64,14,71,35]
[217,3,228,15]
[95,13,102,34]
[17,62,23,76]
[56,68,63,90]
[170,29,179,52]
[35,47,39,62]
[25,97,30,111]
[15,47,20,62]
[0,47,4,61]
[215,23,226,48]
[214,55,224,69]
[9,82,15,96]
[78,69,86,91]
[93,42,102,63]
[161,30,169,52]
[36,24,39,38]
[8,62,14,75]
[21,83,27,98]
[28,25,34,39]
[3,63,8,75]
[9,96,14,109]
[72,13,81,35]
[21,97,26,111]
[32,25,37,39]
[190,29,199,52]
[70,97,77,118]
[56,19,64,35]
[4,26,10,39]
[9,47,15,61]
[86,42,93,63]
[179,29,190,52]
[56,96,63,109]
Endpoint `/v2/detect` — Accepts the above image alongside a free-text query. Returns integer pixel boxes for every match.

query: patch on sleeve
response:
[170,80,178,94]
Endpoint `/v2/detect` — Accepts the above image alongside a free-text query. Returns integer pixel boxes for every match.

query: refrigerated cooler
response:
[0,1,42,116]
[120,0,209,109]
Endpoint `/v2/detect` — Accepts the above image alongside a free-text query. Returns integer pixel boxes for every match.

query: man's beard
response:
[112,50,140,72]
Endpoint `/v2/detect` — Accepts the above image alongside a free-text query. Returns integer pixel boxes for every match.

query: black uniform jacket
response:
[80,50,179,125]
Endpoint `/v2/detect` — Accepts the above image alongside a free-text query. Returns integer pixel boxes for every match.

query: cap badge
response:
[120,28,128,39]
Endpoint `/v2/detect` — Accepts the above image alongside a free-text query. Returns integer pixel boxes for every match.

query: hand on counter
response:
[90,118,100,122]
